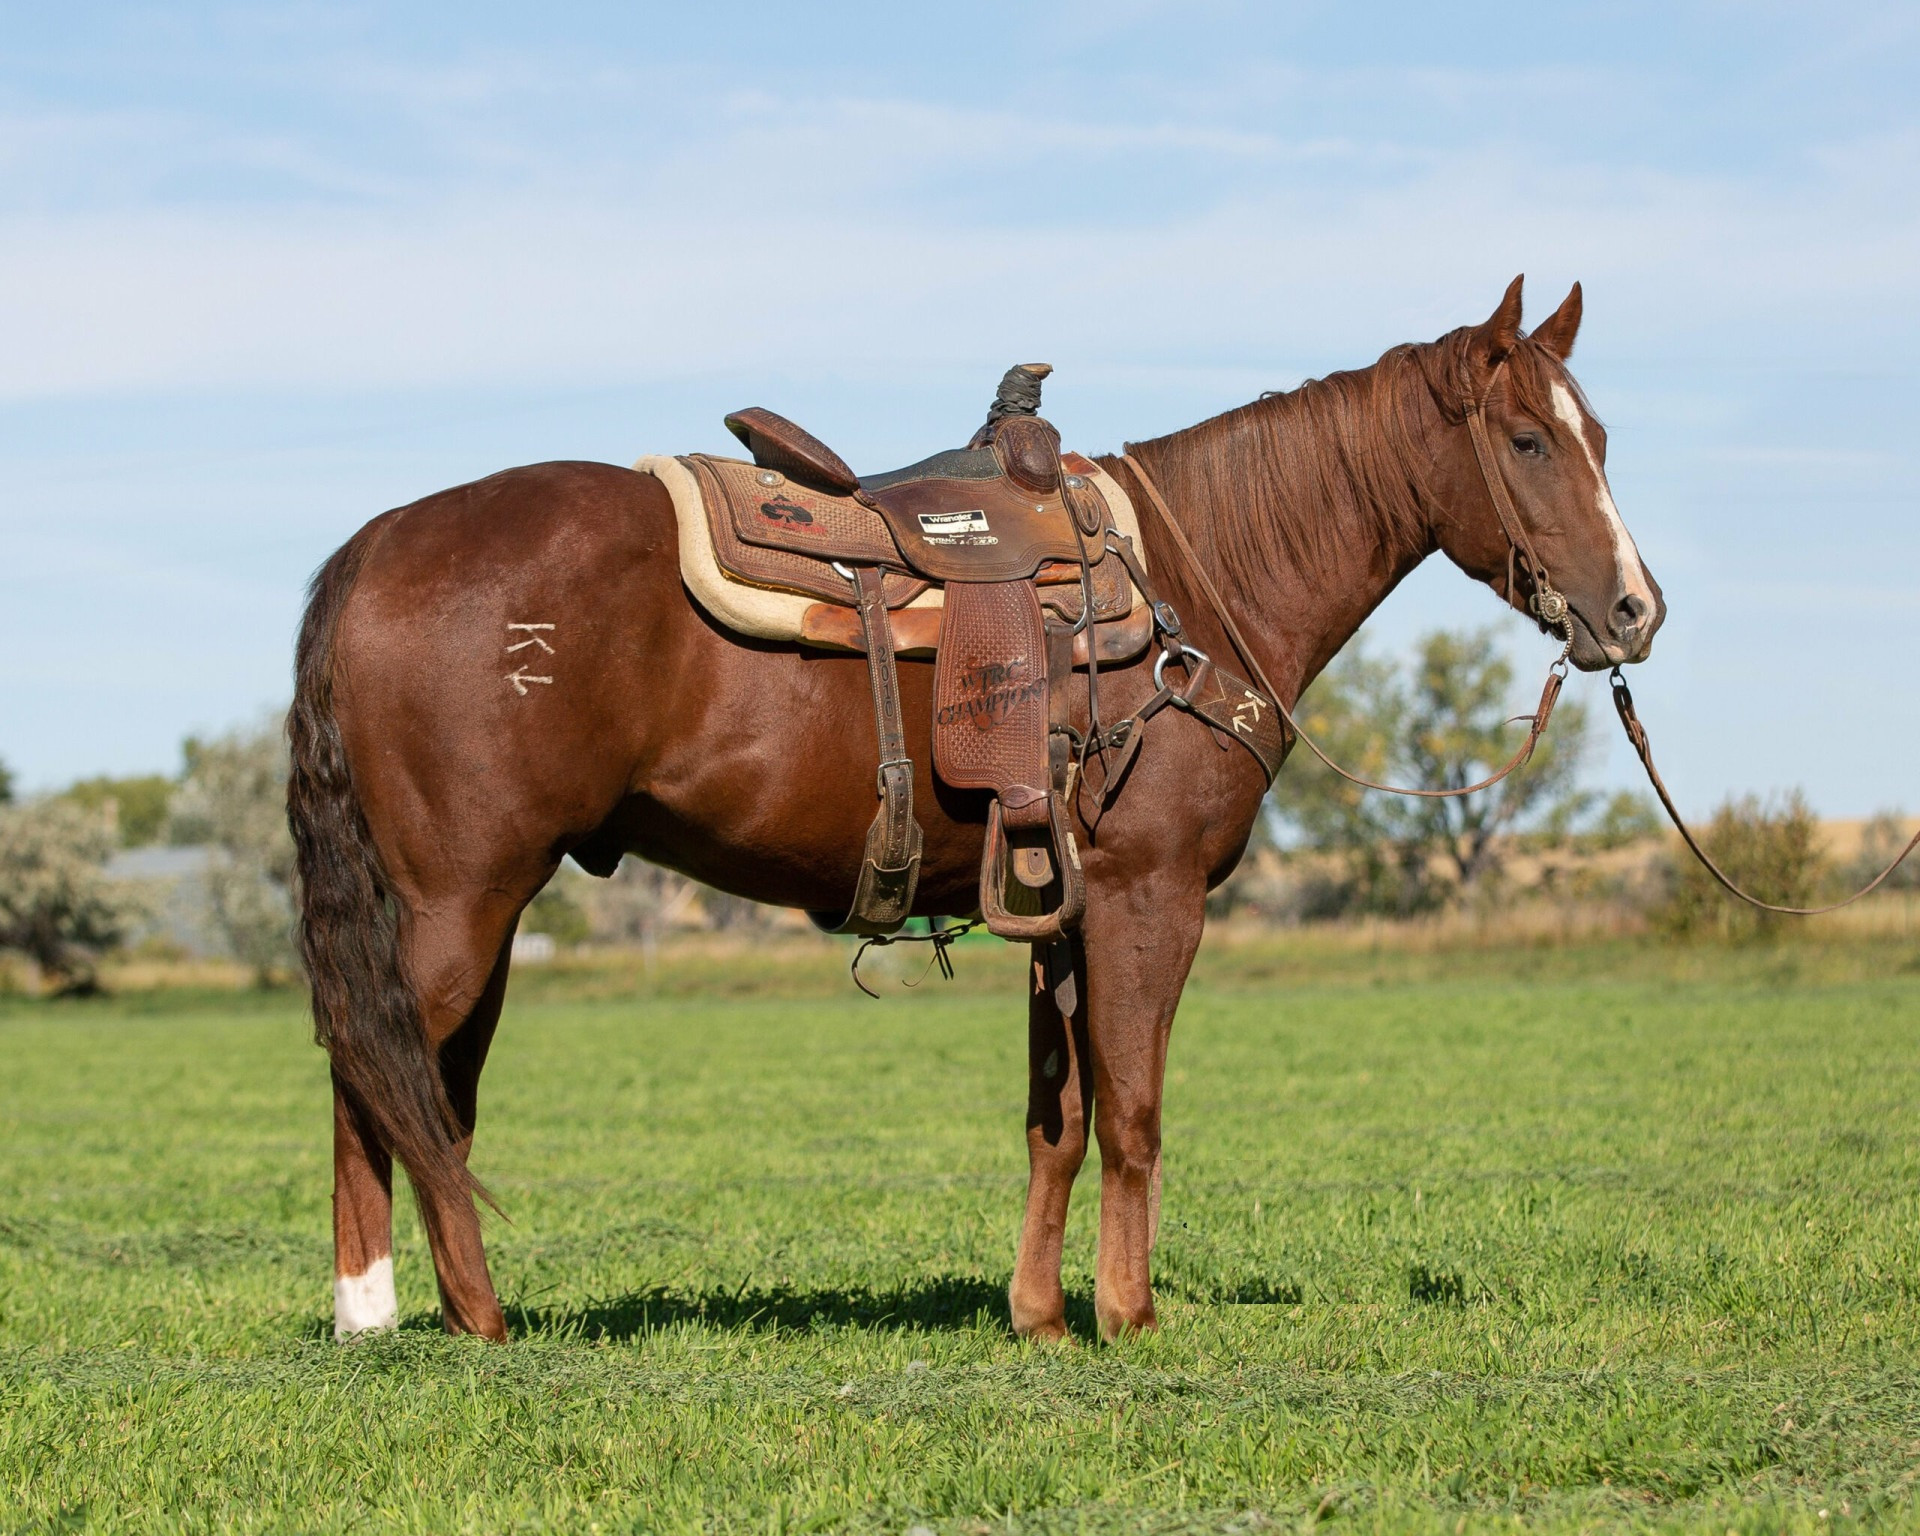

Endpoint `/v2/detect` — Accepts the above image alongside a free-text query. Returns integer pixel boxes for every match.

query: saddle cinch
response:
[683,364,1156,943]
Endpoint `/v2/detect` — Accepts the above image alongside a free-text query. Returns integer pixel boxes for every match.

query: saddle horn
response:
[986,362,1053,422]
[982,364,1060,495]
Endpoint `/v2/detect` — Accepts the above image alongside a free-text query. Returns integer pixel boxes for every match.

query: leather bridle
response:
[1462,359,1574,649]
[1118,360,1574,803]
[1127,362,1920,914]
[1462,361,1920,910]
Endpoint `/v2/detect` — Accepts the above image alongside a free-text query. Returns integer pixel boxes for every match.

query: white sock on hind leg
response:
[334,1255,398,1338]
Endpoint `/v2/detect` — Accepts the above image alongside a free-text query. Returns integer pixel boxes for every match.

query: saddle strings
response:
[1062,468,1105,794]
[847,916,984,998]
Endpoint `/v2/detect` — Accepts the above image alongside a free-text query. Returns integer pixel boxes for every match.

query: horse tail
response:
[287,520,485,1232]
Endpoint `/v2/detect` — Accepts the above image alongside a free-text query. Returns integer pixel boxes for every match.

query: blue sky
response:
[3,2,1918,813]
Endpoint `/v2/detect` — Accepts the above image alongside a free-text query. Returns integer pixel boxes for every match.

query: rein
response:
[1117,357,1573,803]
[1607,669,1920,914]
[1126,363,1920,917]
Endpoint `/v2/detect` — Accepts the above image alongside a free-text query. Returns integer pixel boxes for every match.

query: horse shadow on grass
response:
[307,1276,1293,1343]
[502,1275,1101,1342]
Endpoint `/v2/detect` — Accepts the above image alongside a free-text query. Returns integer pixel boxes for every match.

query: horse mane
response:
[1123,327,1573,592]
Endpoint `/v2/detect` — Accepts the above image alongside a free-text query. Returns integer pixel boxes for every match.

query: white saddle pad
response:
[635,453,1144,644]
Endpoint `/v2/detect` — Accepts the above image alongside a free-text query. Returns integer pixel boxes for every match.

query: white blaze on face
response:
[334,1255,398,1338]
[1548,380,1657,624]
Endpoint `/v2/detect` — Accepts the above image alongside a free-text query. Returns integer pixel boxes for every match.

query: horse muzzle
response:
[1579,588,1663,669]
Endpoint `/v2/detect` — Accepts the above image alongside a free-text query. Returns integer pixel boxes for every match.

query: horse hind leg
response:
[406,901,519,1340]
[332,1075,397,1336]
[326,896,516,1340]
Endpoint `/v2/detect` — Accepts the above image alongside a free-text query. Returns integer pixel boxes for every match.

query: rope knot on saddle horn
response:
[986,363,1052,421]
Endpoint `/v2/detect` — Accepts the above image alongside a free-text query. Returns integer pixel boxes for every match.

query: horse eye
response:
[1511,434,1543,457]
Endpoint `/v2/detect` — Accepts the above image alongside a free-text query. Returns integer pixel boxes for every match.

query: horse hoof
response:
[1096,1306,1158,1343]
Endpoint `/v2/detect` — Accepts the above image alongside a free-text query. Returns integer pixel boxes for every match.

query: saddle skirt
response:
[636,450,1152,662]
[634,371,1166,942]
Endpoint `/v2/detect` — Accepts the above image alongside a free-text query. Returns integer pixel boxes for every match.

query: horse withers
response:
[290,276,1663,1342]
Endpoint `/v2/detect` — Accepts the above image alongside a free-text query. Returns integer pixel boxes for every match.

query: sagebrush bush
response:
[0,797,146,992]
[1657,789,1825,943]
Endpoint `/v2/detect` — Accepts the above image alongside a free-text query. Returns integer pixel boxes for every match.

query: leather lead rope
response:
[1609,668,1920,915]
[1119,452,1570,801]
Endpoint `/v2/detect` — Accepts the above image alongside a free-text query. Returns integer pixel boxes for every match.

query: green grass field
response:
[4,935,1920,1532]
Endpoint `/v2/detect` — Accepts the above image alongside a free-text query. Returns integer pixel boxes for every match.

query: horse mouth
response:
[1555,572,1664,670]
[1568,614,1656,672]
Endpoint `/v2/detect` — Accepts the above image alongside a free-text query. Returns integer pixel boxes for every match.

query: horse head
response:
[1430,275,1665,672]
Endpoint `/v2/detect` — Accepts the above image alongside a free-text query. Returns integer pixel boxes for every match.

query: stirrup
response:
[809,760,923,936]
[978,793,1084,942]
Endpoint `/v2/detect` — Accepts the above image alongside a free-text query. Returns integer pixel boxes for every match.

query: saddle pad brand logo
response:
[918,509,990,534]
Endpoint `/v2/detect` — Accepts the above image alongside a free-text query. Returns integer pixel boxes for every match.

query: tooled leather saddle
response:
[686,364,1289,947]
[686,365,1149,942]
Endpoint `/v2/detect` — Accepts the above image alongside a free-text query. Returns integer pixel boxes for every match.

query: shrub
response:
[523,877,592,946]
[1847,809,1920,892]
[60,774,175,847]
[1657,790,1825,943]
[168,717,296,984]
[0,798,147,992]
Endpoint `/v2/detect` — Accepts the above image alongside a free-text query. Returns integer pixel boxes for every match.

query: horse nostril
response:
[1611,593,1648,637]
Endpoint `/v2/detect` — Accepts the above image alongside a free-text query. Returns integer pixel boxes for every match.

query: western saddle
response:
[684,364,1287,946]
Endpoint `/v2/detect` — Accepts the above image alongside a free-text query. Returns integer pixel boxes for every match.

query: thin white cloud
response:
[2,111,1917,404]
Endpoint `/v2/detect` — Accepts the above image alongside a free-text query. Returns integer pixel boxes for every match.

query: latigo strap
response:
[811,564,924,935]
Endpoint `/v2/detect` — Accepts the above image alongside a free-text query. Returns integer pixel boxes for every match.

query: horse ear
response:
[1531,281,1582,360]
[1471,274,1526,367]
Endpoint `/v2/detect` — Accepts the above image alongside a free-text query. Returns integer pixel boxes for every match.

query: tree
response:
[0,797,146,993]
[168,716,297,984]
[1401,629,1591,889]
[0,758,13,804]
[60,774,174,847]
[1269,627,1593,914]
[580,856,702,962]
[1267,644,1435,914]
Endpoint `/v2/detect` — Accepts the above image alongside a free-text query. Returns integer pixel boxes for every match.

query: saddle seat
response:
[686,365,1153,945]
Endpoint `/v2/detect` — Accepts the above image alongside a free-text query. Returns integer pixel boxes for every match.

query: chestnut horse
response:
[290,276,1664,1343]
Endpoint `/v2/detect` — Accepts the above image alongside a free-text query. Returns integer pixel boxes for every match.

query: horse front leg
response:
[1009,939,1091,1341]
[1083,873,1205,1340]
